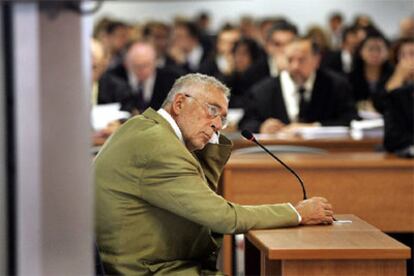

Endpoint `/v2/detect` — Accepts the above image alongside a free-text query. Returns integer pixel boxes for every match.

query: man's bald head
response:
[125,41,157,82]
[91,38,108,82]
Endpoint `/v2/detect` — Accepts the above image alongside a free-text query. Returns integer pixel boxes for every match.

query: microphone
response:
[241,130,307,200]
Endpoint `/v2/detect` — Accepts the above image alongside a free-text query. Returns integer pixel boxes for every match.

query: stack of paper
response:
[293,126,349,139]
[350,118,384,139]
[91,103,130,131]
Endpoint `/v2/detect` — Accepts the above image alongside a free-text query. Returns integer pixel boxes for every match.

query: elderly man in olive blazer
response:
[94,73,334,275]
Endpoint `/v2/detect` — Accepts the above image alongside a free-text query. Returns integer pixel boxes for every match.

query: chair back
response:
[232,145,327,155]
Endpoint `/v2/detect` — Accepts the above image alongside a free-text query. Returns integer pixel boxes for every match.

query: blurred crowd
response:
[91,12,414,154]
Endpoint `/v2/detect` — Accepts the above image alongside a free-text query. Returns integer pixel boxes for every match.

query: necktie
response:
[298,87,308,122]
[134,82,147,113]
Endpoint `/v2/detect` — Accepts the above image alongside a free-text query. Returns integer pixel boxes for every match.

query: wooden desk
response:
[221,152,414,275]
[93,131,382,152]
[246,215,410,276]
[229,133,382,152]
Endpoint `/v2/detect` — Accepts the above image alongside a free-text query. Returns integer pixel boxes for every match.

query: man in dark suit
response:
[239,38,358,133]
[243,20,298,87]
[91,38,129,106]
[111,41,181,115]
[322,25,360,76]
[169,20,212,73]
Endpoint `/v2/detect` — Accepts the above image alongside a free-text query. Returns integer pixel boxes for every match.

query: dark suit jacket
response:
[239,69,358,133]
[321,50,348,76]
[181,46,211,73]
[199,56,228,83]
[383,84,414,153]
[106,63,129,82]
[97,73,130,104]
[243,56,271,86]
[349,63,394,113]
[120,67,181,113]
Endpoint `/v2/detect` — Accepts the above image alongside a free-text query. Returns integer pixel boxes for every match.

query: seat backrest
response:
[232,145,327,155]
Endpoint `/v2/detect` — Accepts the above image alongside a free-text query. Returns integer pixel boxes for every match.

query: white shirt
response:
[280,70,316,122]
[216,55,230,74]
[341,50,353,73]
[157,108,219,145]
[157,108,184,144]
[187,45,204,71]
[268,56,280,77]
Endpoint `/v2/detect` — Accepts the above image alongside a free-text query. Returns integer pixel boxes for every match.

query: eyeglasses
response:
[184,94,228,129]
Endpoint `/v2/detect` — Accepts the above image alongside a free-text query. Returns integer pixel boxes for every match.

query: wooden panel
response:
[223,153,414,232]
[221,154,414,275]
[261,252,281,276]
[231,135,382,152]
[282,260,406,276]
[247,215,411,260]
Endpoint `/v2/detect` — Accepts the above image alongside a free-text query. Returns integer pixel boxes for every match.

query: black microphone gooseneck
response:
[241,130,308,200]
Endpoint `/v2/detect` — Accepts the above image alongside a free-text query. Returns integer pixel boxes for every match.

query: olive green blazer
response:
[94,108,299,275]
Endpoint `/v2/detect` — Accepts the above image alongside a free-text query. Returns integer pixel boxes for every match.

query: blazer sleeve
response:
[138,139,299,234]
[193,135,233,191]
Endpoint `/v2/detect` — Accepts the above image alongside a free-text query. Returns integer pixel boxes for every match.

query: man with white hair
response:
[119,40,181,115]
[95,73,334,275]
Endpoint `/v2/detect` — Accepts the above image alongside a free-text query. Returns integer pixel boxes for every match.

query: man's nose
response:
[290,59,300,71]
[211,116,223,131]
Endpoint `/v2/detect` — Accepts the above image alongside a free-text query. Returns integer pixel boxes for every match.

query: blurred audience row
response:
[91,12,414,155]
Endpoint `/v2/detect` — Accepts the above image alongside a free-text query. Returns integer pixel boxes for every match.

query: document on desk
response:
[91,103,130,131]
[350,118,384,139]
[292,126,349,139]
[334,220,353,224]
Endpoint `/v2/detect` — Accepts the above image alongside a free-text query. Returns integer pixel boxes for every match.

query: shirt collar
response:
[299,71,316,92]
[157,108,184,144]
[187,45,203,70]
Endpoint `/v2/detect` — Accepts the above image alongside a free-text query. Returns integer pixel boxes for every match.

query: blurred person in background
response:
[169,20,212,73]
[322,25,360,76]
[349,29,394,114]
[239,16,260,41]
[200,24,241,83]
[121,41,181,115]
[227,37,262,108]
[398,17,414,40]
[244,20,298,86]
[239,38,357,134]
[327,12,344,50]
[102,20,131,70]
[194,11,215,50]
[305,25,332,61]
[383,37,414,156]
[91,38,129,106]
[142,21,177,69]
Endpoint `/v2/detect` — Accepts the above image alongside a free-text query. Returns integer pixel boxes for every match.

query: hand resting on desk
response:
[295,197,334,225]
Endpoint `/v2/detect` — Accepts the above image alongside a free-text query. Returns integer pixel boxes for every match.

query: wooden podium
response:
[220,152,414,275]
[246,215,411,276]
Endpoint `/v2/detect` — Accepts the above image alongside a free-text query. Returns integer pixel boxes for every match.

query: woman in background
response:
[349,29,394,114]
[383,37,414,156]
[227,37,262,108]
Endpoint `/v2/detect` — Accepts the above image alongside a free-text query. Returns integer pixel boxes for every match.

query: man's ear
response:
[171,93,186,115]
[314,54,322,68]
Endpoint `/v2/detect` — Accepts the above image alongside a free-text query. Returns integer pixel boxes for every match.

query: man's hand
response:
[295,197,334,225]
[260,118,286,134]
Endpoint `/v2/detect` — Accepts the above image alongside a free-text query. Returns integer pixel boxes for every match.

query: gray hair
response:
[162,73,230,107]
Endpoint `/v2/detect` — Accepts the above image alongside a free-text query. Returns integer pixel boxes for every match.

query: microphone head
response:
[241,130,255,141]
